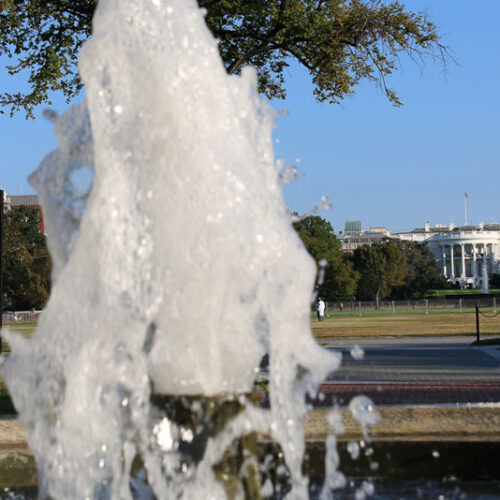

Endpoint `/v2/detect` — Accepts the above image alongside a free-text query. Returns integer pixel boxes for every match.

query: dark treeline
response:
[293,215,448,302]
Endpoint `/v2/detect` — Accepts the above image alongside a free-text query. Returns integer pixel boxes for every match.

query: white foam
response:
[3,0,340,497]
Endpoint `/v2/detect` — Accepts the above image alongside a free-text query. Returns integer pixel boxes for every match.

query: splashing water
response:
[349,396,380,441]
[482,253,489,294]
[350,344,365,361]
[2,0,341,498]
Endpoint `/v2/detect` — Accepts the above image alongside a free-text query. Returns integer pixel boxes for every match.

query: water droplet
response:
[155,418,176,451]
[347,441,360,460]
[180,427,193,443]
[361,480,375,496]
[349,396,380,439]
[327,408,344,434]
[42,109,58,123]
[350,345,364,360]
[277,464,287,476]
[278,165,299,185]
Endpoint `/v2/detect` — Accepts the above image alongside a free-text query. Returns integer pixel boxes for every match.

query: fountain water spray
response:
[3,0,340,497]
[482,252,489,294]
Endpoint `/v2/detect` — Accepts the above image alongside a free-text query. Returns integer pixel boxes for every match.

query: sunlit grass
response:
[1,322,37,353]
[0,322,38,414]
[311,309,500,338]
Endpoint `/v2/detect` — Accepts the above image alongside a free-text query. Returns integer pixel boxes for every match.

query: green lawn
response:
[312,309,500,338]
[0,323,37,415]
[1,322,37,353]
[427,289,500,297]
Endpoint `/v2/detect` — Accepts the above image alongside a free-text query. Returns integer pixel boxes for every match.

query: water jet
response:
[2,0,341,497]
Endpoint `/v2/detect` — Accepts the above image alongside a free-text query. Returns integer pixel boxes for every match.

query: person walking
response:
[317,298,326,322]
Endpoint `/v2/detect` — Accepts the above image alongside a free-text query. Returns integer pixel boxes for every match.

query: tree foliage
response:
[393,240,447,299]
[2,206,51,310]
[293,215,358,300]
[489,274,500,290]
[1,0,449,116]
[351,241,406,300]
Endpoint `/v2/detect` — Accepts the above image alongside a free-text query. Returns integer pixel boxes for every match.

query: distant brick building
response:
[5,193,46,234]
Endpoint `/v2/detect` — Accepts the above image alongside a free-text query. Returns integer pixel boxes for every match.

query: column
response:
[450,244,455,278]
[473,244,478,283]
[441,245,447,278]
[491,244,495,275]
[460,243,466,278]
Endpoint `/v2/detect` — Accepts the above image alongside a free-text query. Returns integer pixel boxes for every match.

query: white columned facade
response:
[397,223,500,288]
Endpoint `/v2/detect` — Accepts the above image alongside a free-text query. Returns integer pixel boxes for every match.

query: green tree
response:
[489,274,500,290]
[0,0,449,116]
[2,206,51,310]
[293,215,358,301]
[393,240,447,299]
[352,241,406,301]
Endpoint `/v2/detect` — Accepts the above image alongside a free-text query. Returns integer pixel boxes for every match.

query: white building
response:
[397,221,500,289]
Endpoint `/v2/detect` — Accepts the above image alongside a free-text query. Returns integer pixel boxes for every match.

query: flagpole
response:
[464,193,468,226]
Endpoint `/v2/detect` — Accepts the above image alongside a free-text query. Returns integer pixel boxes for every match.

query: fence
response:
[1,310,42,324]
[325,296,500,314]
[310,297,500,337]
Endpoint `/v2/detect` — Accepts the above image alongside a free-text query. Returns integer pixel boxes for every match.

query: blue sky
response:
[1,0,499,233]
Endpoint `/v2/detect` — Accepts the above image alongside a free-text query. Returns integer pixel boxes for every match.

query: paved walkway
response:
[315,336,500,407]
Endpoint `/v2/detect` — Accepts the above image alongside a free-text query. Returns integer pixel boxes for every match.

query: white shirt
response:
[317,300,325,314]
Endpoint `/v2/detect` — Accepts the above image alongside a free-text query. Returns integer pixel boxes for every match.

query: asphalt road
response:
[322,336,500,383]
[314,336,500,406]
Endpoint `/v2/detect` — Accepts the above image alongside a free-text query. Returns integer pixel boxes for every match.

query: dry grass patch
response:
[312,311,500,338]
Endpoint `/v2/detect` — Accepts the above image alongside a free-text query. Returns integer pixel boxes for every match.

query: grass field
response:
[0,323,38,414]
[311,308,500,338]
[427,289,500,297]
[1,322,37,353]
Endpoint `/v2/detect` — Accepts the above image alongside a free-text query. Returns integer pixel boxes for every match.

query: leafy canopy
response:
[293,215,358,301]
[351,241,406,301]
[2,206,51,310]
[393,240,447,299]
[1,0,449,116]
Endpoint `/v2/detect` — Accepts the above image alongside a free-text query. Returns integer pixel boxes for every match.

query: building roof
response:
[7,194,40,206]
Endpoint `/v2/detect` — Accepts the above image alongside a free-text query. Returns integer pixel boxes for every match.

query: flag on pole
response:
[465,192,469,199]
